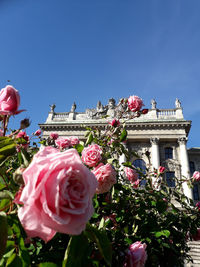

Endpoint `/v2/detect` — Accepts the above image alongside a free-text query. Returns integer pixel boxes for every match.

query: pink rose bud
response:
[128,95,144,112]
[124,241,147,267]
[196,201,200,211]
[55,137,71,150]
[158,166,165,174]
[69,136,80,146]
[124,167,139,183]
[82,144,102,167]
[92,163,117,194]
[142,109,148,114]
[18,147,98,242]
[16,131,29,142]
[0,85,25,115]
[34,129,42,136]
[193,171,200,181]
[109,119,120,127]
[50,132,59,140]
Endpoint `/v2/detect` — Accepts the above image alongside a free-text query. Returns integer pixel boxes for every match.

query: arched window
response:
[133,159,146,185]
[165,147,173,159]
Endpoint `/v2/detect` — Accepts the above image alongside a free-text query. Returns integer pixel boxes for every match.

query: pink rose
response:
[109,119,120,127]
[124,167,139,183]
[34,129,42,136]
[69,136,80,146]
[124,241,147,267]
[18,147,98,242]
[92,163,117,194]
[158,166,165,174]
[0,129,3,136]
[50,132,59,140]
[193,171,200,181]
[196,201,200,211]
[82,144,102,167]
[55,137,71,150]
[0,85,24,115]
[128,96,144,112]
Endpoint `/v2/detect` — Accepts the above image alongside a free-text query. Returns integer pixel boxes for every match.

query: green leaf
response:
[75,144,84,153]
[0,143,16,159]
[62,233,89,267]
[85,132,93,146]
[5,253,23,267]
[85,225,112,266]
[120,129,127,142]
[0,137,14,149]
[0,191,14,200]
[0,212,8,260]
[39,263,58,267]
[154,230,170,238]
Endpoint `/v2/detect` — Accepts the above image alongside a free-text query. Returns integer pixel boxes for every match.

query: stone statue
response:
[108,98,116,109]
[49,104,56,113]
[175,98,181,108]
[96,101,103,112]
[71,102,76,112]
[151,99,157,109]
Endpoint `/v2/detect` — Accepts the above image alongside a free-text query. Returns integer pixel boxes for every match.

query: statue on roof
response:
[151,99,157,109]
[49,104,56,113]
[71,102,76,112]
[175,98,181,108]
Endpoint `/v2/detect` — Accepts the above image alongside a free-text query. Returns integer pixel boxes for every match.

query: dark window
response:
[193,184,199,200]
[133,159,146,185]
[165,171,175,187]
[165,147,173,159]
[189,161,195,175]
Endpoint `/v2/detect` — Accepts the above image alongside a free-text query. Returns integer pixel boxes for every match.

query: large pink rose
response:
[193,171,200,181]
[18,147,98,242]
[82,144,102,167]
[124,241,147,267]
[0,85,24,115]
[92,163,117,194]
[124,167,139,183]
[128,96,144,112]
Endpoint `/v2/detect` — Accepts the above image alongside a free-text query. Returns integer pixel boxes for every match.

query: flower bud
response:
[13,167,25,185]
[142,109,148,114]
[20,118,31,129]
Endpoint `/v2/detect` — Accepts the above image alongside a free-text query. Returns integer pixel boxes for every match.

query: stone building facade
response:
[39,98,200,201]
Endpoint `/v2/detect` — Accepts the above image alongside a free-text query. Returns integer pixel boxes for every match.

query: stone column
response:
[178,137,193,200]
[150,137,160,170]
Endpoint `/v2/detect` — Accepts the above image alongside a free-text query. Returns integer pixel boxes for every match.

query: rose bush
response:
[1,88,200,267]
[18,146,98,242]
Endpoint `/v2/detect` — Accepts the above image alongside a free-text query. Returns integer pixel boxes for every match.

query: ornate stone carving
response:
[150,137,159,145]
[178,137,188,145]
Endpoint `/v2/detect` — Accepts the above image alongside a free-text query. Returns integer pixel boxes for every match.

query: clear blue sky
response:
[0,0,199,147]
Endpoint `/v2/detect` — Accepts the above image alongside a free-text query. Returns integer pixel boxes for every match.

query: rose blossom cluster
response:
[18,147,98,242]
[16,131,30,151]
[50,135,80,150]
[124,241,147,267]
